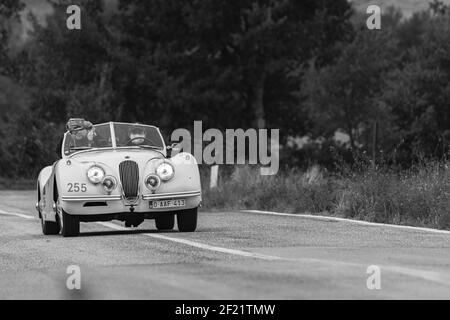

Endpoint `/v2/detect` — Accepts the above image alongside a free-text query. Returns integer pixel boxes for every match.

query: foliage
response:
[0,0,24,75]
[302,26,399,153]
[203,162,450,229]
[298,4,450,166]
[0,1,449,178]
[117,0,353,132]
[381,12,450,163]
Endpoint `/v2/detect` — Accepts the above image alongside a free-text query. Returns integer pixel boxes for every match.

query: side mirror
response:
[166,143,181,157]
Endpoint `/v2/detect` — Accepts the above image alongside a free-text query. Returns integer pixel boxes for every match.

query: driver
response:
[127,126,147,146]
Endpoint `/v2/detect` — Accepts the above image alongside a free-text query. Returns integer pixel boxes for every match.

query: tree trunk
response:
[372,120,378,168]
[344,106,356,153]
[98,62,112,119]
[252,71,266,129]
[343,89,357,157]
[347,123,356,151]
[99,62,110,97]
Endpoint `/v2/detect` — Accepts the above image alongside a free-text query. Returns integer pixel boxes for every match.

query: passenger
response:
[57,119,106,156]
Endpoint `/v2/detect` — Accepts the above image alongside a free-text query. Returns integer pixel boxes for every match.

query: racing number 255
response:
[67,183,87,193]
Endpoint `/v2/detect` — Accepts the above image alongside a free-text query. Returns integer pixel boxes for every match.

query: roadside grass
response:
[202,162,450,230]
[0,177,35,190]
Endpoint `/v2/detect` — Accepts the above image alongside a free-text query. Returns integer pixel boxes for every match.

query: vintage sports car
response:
[36,119,202,237]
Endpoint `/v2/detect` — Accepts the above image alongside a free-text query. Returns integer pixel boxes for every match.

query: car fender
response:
[143,152,201,195]
[37,163,58,221]
[54,158,122,213]
[37,165,53,192]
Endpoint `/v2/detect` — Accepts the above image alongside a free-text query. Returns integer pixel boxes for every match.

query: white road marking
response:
[0,209,36,220]
[383,266,450,286]
[96,221,284,261]
[242,210,450,235]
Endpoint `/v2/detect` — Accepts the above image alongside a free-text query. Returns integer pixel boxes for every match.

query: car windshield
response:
[63,123,112,156]
[114,123,164,149]
[62,123,164,156]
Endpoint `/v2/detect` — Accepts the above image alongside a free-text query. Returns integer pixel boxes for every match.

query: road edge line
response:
[0,209,36,220]
[96,221,284,261]
[241,210,450,235]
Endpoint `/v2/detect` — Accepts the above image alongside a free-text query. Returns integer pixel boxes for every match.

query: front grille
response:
[119,160,139,199]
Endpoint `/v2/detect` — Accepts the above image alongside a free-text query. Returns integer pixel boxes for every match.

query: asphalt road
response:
[0,190,449,299]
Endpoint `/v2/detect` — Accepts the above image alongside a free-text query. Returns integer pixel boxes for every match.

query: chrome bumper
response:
[61,191,201,202]
[142,190,201,200]
[61,195,122,202]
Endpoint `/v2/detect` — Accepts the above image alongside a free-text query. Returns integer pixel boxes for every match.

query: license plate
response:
[149,199,186,209]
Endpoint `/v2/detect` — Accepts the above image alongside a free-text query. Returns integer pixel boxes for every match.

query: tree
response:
[0,0,24,76]
[5,0,122,176]
[13,0,126,123]
[0,0,25,177]
[381,12,450,162]
[117,0,353,134]
[302,27,399,156]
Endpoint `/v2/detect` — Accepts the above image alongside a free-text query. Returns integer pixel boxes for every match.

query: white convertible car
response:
[36,119,202,237]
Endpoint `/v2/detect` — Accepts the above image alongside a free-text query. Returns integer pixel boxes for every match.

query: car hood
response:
[68,148,165,167]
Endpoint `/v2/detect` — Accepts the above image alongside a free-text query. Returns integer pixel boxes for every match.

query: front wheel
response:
[39,188,60,235]
[61,210,80,237]
[177,208,197,232]
[41,218,60,235]
[155,213,175,230]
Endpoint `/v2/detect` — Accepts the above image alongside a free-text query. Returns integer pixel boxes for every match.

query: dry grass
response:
[202,162,450,230]
[334,163,450,228]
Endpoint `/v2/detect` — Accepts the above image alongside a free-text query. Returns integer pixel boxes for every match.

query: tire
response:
[155,213,175,230]
[61,210,80,237]
[41,218,60,235]
[38,187,60,235]
[177,208,197,232]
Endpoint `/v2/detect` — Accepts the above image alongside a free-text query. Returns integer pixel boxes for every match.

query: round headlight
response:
[102,176,117,192]
[145,174,161,190]
[156,162,174,181]
[87,166,105,184]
